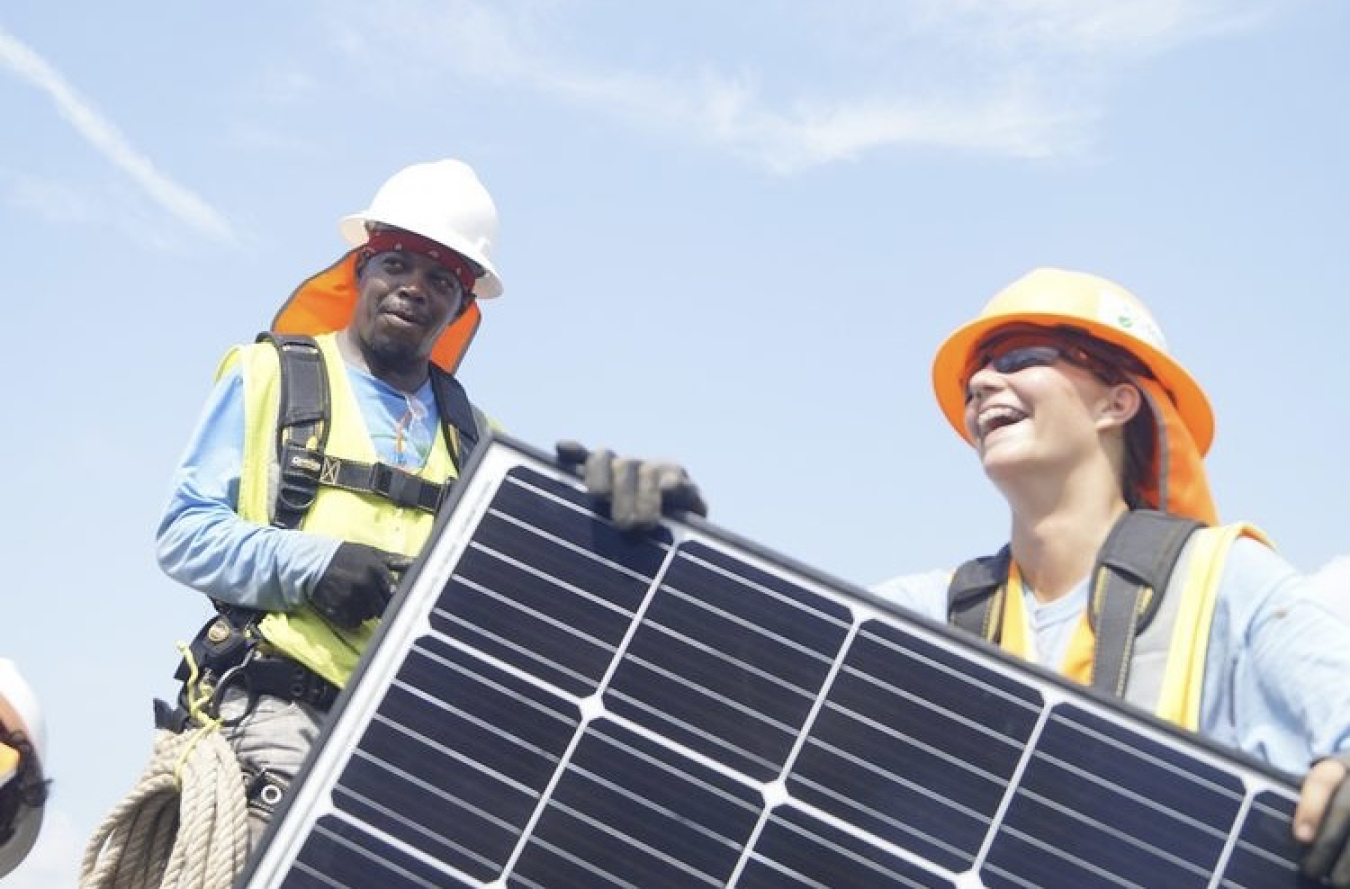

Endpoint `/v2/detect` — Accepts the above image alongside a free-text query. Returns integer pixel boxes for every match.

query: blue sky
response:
[2,2,1347,884]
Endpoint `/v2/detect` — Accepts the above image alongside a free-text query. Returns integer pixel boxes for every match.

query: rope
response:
[79,647,249,889]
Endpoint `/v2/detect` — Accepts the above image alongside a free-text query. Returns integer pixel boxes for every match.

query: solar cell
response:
[240,435,1313,888]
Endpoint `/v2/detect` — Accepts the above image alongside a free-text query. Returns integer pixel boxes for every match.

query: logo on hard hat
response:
[1096,290,1166,352]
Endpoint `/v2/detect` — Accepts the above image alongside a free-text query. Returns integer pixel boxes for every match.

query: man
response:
[149,159,703,853]
[874,267,1350,886]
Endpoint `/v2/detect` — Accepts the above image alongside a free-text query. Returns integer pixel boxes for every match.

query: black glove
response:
[308,542,413,630]
[1303,752,1350,887]
[556,440,708,533]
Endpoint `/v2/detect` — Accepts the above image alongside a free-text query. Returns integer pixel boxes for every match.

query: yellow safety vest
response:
[226,332,458,687]
[999,522,1268,730]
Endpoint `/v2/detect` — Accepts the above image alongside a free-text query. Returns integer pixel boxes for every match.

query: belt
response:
[238,655,342,711]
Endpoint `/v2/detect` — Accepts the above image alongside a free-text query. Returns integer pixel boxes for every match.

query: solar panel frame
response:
[238,433,1313,889]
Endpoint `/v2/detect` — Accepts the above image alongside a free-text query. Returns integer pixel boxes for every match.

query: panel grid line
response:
[1028,747,1232,840]
[750,812,952,889]
[467,538,642,618]
[485,499,666,586]
[334,785,503,874]
[639,618,822,698]
[857,624,1045,714]
[787,769,976,864]
[678,549,854,633]
[601,687,786,777]
[434,607,604,689]
[838,662,1035,751]
[656,581,842,664]
[1012,783,1215,877]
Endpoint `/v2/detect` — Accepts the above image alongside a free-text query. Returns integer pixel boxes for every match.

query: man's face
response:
[350,249,468,371]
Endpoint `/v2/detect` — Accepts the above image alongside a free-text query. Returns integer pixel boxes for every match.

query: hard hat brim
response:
[932,311,1215,455]
[0,803,43,878]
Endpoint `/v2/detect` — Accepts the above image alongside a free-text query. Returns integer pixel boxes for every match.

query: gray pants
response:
[216,686,328,852]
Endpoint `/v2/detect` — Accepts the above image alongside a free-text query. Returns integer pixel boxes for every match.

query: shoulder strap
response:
[428,365,485,472]
[256,332,329,530]
[946,510,1204,699]
[1087,509,1203,697]
[948,545,1012,642]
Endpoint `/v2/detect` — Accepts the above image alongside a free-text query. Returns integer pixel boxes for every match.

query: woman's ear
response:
[1097,382,1142,430]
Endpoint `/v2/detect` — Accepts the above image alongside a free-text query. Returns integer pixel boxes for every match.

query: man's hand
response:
[308,542,414,629]
[1297,752,1350,887]
[556,441,707,533]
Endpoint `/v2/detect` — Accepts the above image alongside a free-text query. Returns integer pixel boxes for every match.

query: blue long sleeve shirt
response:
[156,360,440,613]
[871,539,1350,777]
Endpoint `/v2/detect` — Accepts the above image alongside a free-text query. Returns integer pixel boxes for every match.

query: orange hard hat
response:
[932,267,1214,455]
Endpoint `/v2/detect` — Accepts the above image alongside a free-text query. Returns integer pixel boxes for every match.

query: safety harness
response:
[261,332,485,530]
[947,509,1202,699]
[171,333,488,721]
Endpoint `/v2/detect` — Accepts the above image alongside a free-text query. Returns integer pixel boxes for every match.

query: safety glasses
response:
[964,329,1148,396]
[980,344,1070,376]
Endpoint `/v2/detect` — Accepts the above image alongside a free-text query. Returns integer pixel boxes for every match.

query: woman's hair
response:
[1121,407,1156,509]
[1062,327,1157,508]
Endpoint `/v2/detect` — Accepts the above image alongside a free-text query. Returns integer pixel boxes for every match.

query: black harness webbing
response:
[258,332,483,530]
[947,509,1203,698]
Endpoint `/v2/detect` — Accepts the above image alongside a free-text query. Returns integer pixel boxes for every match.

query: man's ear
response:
[1097,382,1142,430]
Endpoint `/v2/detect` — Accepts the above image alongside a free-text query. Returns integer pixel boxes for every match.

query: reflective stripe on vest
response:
[1135,522,1266,729]
[230,332,458,687]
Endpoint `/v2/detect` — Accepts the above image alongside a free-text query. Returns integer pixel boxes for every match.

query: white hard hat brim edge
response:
[338,213,504,300]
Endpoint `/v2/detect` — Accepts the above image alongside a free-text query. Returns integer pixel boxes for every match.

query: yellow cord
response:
[171,642,223,788]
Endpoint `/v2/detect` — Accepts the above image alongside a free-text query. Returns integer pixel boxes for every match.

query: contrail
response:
[0,25,235,242]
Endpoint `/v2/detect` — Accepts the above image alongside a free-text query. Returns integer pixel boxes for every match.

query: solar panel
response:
[239,434,1313,888]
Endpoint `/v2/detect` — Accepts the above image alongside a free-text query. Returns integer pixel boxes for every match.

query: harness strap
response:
[1087,510,1201,695]
[258,332,486,530]
[429,364,481,473]
[947,510,1203,699]
[318,454,446,513]
[948,546,1011,642]
[256,333,329,531]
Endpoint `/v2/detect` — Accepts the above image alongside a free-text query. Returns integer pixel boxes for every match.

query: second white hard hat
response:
[0,658,46,878]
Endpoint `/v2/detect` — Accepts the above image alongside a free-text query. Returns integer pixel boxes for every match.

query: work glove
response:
[1301,751,1350,887]
[555,440,708,533]
[308,542,413,630]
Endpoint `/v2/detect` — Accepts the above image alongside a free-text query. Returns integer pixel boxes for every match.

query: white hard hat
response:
[338,158,504,299]
[0,659,46,878]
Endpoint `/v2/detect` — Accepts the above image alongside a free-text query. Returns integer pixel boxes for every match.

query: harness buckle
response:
[370,462,427,509]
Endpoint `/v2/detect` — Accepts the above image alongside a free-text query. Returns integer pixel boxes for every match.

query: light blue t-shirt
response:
[871,539,1350,777]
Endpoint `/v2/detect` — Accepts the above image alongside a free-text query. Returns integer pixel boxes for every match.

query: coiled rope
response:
[79,645,248,889]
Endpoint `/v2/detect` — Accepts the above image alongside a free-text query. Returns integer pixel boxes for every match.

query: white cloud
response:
[336,0,1276,172]
[917,0,1267,53]
[0,27,236,243]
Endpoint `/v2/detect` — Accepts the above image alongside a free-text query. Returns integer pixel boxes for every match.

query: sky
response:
[1,1,1347,884]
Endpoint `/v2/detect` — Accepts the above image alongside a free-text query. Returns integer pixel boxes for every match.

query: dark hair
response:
[1121,407,1156,509]
[1057,328,1157,507]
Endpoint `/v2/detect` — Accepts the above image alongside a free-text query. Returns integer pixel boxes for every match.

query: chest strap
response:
[947,509,1202,698]
[259,332,484,530]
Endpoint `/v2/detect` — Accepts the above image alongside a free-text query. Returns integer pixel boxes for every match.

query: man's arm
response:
[155,366,338,612]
